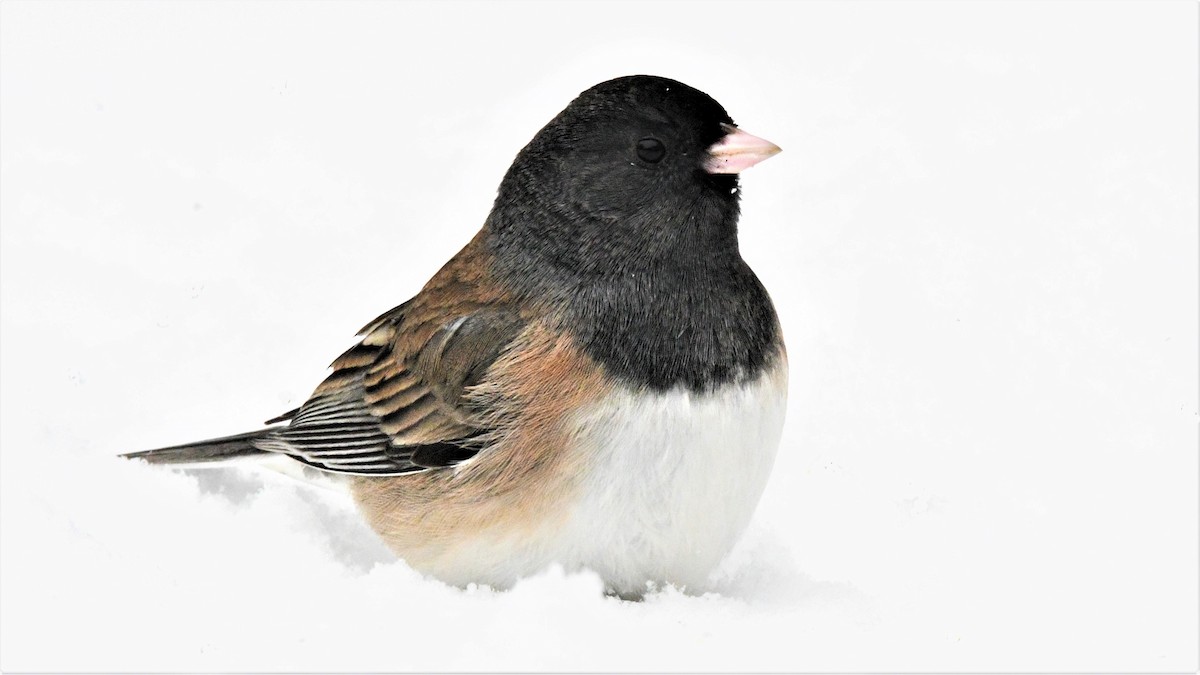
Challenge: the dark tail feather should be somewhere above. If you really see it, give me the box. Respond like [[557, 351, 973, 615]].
[[122, 429, 274, 465]]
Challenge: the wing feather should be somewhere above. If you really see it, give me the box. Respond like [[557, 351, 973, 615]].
[[252, 306, 525, 475]]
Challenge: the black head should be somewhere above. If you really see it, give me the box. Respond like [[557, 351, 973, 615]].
[[487, 75, 751, 284]]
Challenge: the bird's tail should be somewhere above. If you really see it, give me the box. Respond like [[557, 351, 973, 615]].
[[123, 429, 274, 465]]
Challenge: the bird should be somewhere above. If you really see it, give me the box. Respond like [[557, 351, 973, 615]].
[[125, 74, 786, 598]]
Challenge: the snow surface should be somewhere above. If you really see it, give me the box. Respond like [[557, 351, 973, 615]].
[[1, 1, 1197, 671]]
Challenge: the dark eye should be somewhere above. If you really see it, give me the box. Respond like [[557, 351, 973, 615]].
[[636, 138, 666, 163]]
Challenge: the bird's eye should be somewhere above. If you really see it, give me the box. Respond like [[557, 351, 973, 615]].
[[636, 138, 666, 163]]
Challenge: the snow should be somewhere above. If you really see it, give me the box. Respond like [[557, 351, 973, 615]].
[[2, 1, 1196, 671]]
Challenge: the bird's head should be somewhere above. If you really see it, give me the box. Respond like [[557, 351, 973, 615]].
[[488, 75, 780, 282]]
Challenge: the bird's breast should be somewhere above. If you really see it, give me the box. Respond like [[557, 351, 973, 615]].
[[551, 352, 788, 594]]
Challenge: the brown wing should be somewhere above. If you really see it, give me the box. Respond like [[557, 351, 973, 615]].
[[255, 304, 526, 475], [254, 234, 527, 475]]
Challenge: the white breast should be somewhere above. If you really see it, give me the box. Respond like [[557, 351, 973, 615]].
[[550, 357, 789, 595]]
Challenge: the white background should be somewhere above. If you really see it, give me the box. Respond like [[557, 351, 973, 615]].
[[2, 1, 1196, 671]]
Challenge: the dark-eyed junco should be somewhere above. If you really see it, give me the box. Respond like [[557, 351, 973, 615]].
[[126, 75, 785, 597]]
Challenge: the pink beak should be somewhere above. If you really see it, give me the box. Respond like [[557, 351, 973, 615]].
[[704, 123, 782, 174]]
